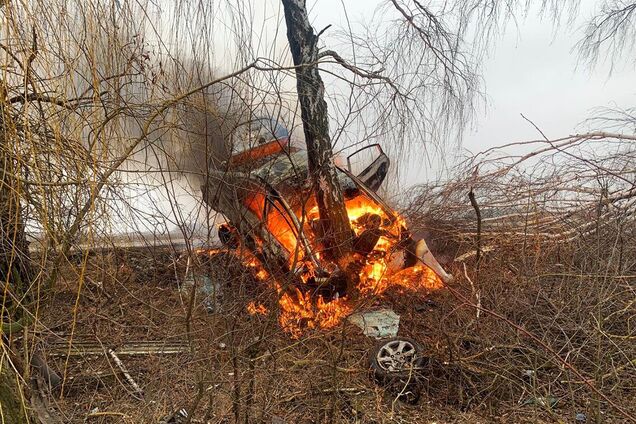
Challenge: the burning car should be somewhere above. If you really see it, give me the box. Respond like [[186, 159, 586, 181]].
[[202, 118, 452, 300], [197, 117, 453, 401], [200, 117, 453, 333]]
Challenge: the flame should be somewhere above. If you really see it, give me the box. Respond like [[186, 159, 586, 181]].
[[266, 205, 303, 264], [245, 256, 270, 280], [270, 194, 442, 337], [359, 260, 389, 294], [247, 301, 268, 315], [206, 193, 443, 338], [194, 247, 270, 281], [278, 288, 352, 338], [193, 247, 224, 256], [390, 265, 443, 291]]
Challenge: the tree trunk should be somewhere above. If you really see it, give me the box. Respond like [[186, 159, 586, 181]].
[[0, 364, 30, 424], [281, 0, 356, 284]]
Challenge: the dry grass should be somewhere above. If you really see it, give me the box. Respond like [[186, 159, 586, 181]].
[[25, 131, 636, 422]]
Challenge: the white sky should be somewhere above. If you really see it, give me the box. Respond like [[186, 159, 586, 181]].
[[312, 0, 635, 186], [462, 5, 635, 149], [178, 0, 636, 181]]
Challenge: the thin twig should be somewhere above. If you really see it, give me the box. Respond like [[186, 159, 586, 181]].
[[444, 281, 636, 422]]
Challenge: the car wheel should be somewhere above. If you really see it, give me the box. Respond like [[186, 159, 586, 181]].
[[218, 223, 239, 248], [368, 337, 427, 404]]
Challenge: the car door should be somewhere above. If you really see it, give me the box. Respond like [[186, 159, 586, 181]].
[[346, 144, 390, 192]]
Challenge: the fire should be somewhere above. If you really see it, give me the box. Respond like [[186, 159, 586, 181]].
[[247, 301, 268, 315], [359, 260, 389, 293], [194, 247, 224, 256], [271, 194, 443, 337], [266, 206, 304, 265], [205, 194, 443, 338], [245, 256, 270, 280], [278, 288, 352, 338]]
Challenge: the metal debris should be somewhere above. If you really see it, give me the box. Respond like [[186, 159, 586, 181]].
[[522, 369, 536, 380], [48, 340, 188, 357], [415, 299, 437, 312], [183, 272, 222, 312], [521, 396, 558, 409], [347, 309, 400, 338], [159, 408, 188, 424]]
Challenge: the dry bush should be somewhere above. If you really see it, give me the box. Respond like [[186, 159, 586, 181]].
[[0, 2, 259, 421], [401, 132, 636, 421]]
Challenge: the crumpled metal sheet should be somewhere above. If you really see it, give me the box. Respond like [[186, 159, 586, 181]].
[[183, 272, 221, 312], [348, 309, 400, 339]]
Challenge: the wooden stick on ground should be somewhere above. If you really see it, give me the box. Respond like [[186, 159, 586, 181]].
[[107, 348, 144, 400]]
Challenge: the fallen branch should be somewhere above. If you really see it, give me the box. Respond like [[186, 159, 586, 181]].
[[107, 348, 144, 400], [49, 341, 188, 357], [86, 411, 128, 419], [454, 246, 495, 262], [463, 264, 481, 319]]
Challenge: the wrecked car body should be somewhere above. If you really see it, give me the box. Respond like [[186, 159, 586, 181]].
[[200, 118, 453, 303]]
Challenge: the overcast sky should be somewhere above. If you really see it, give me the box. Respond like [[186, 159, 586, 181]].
[[169, 0, 636, 184], [462, 4, 634, 148], [303, 0, 635, 186]]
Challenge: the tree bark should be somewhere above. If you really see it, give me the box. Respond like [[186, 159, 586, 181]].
[[281, 0, 355, 276], [0, 364, 30, 424]]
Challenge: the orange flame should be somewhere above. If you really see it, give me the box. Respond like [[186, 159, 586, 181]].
[[206, 194, 443, 337], [278, 288, 352, 338], [247, 301, 268, 315], [271, 194, 442, 337]]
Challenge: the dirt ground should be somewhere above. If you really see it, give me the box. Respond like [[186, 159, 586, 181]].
[[34, 242, 635, 423]]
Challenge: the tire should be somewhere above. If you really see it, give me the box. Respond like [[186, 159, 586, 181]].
[[218, 223, 239, 248], [368, 337, 427, 404]]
